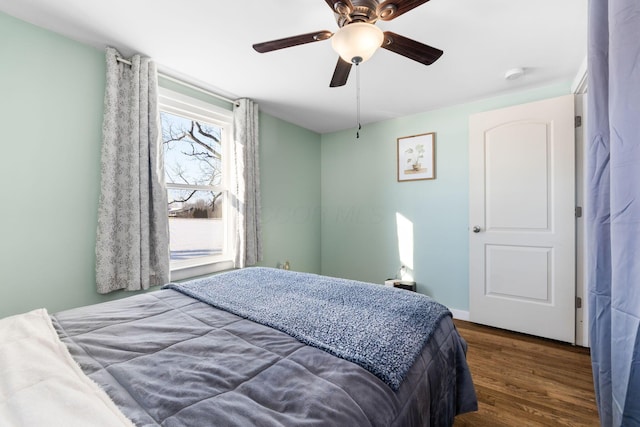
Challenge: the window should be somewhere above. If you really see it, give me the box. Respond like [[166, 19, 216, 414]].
[[158, 88, 233, 278]]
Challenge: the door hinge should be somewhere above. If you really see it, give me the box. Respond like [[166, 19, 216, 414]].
[[576, 297, 583, 309], [575, 116, 582, 128], [575, 206, 583, 218]]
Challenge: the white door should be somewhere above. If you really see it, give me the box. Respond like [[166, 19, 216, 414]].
[[469, 95, 576, 343]]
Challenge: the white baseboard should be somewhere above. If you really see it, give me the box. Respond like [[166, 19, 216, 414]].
[[449, 308, 470, 321]]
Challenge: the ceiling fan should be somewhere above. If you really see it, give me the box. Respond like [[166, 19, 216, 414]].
[[252, 0, 443, 88]]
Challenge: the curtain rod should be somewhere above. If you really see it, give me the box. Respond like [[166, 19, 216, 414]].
[[116, 56, 239, 106]]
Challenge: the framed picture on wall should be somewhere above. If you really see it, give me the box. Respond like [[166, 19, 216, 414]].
[[397, 132, 436, 182]]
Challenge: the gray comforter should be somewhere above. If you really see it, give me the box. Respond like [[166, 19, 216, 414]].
[[164, 267, 452, 391], [52, 287, 476, 426]]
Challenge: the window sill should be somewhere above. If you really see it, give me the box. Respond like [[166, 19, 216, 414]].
[[170, 258, 235, 282]]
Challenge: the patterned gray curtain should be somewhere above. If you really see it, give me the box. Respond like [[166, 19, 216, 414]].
[[232, 99, 262, 268], [95, 47, 169, 293]]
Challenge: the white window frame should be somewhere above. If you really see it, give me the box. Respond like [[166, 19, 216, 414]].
[[158, 87, 234, 280]]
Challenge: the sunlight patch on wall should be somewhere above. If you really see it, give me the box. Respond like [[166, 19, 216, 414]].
[[396, 212, 415, 277]]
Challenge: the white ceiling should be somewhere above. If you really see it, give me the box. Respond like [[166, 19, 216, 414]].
[[0, 0, 587, 134]]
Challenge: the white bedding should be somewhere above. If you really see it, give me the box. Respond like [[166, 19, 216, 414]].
[[0, 309, 135, 427]]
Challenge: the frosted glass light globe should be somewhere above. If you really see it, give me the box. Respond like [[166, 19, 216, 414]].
[[331, 22, 384, 64]]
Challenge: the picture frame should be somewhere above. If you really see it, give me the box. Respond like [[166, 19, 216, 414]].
[[397, 132, 436, 182]]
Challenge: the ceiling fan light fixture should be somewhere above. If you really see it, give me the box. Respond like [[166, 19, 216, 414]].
[[379, 4, 397, 20], [331, 22, 384, 64]]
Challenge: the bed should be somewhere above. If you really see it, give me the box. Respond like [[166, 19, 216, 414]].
[[1, 267, 477, 426]]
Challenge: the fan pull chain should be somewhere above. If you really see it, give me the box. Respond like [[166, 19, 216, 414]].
[[356, 62, 361, 139]]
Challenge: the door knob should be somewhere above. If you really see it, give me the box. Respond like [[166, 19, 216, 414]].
[[472, 226, 481, 233]]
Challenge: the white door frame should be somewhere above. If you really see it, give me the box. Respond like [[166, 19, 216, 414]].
[[573, 57, 588, 348]]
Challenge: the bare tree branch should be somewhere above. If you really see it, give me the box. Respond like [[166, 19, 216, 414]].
[[181, 121, 223, 160], [168, 189, 196, 205], [196, 121, 221, 143], [162, 112, 225, 217]]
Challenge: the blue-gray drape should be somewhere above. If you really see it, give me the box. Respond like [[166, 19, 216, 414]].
[[587, 0, 640, 425], [96, 47, 170, 293]]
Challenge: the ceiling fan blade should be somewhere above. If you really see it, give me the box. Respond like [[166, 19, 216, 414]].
[[330, 58, 352, 87], [253, 31, 333, 53], [378, 0, 430, 21], [324, 0, 354, 15], [382, 31, 443, 65]]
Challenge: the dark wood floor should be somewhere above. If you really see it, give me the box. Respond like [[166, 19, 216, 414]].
[[453, 320, 600, 426]]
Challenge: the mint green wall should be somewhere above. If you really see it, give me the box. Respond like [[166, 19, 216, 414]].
[[0, 12, 113, 318], [0, 12, 321, 319], [258, 113, 321, 273], [320, 83, 572, 312]]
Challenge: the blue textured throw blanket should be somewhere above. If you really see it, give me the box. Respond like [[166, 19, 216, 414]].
[[164, 267, 451, 390]]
